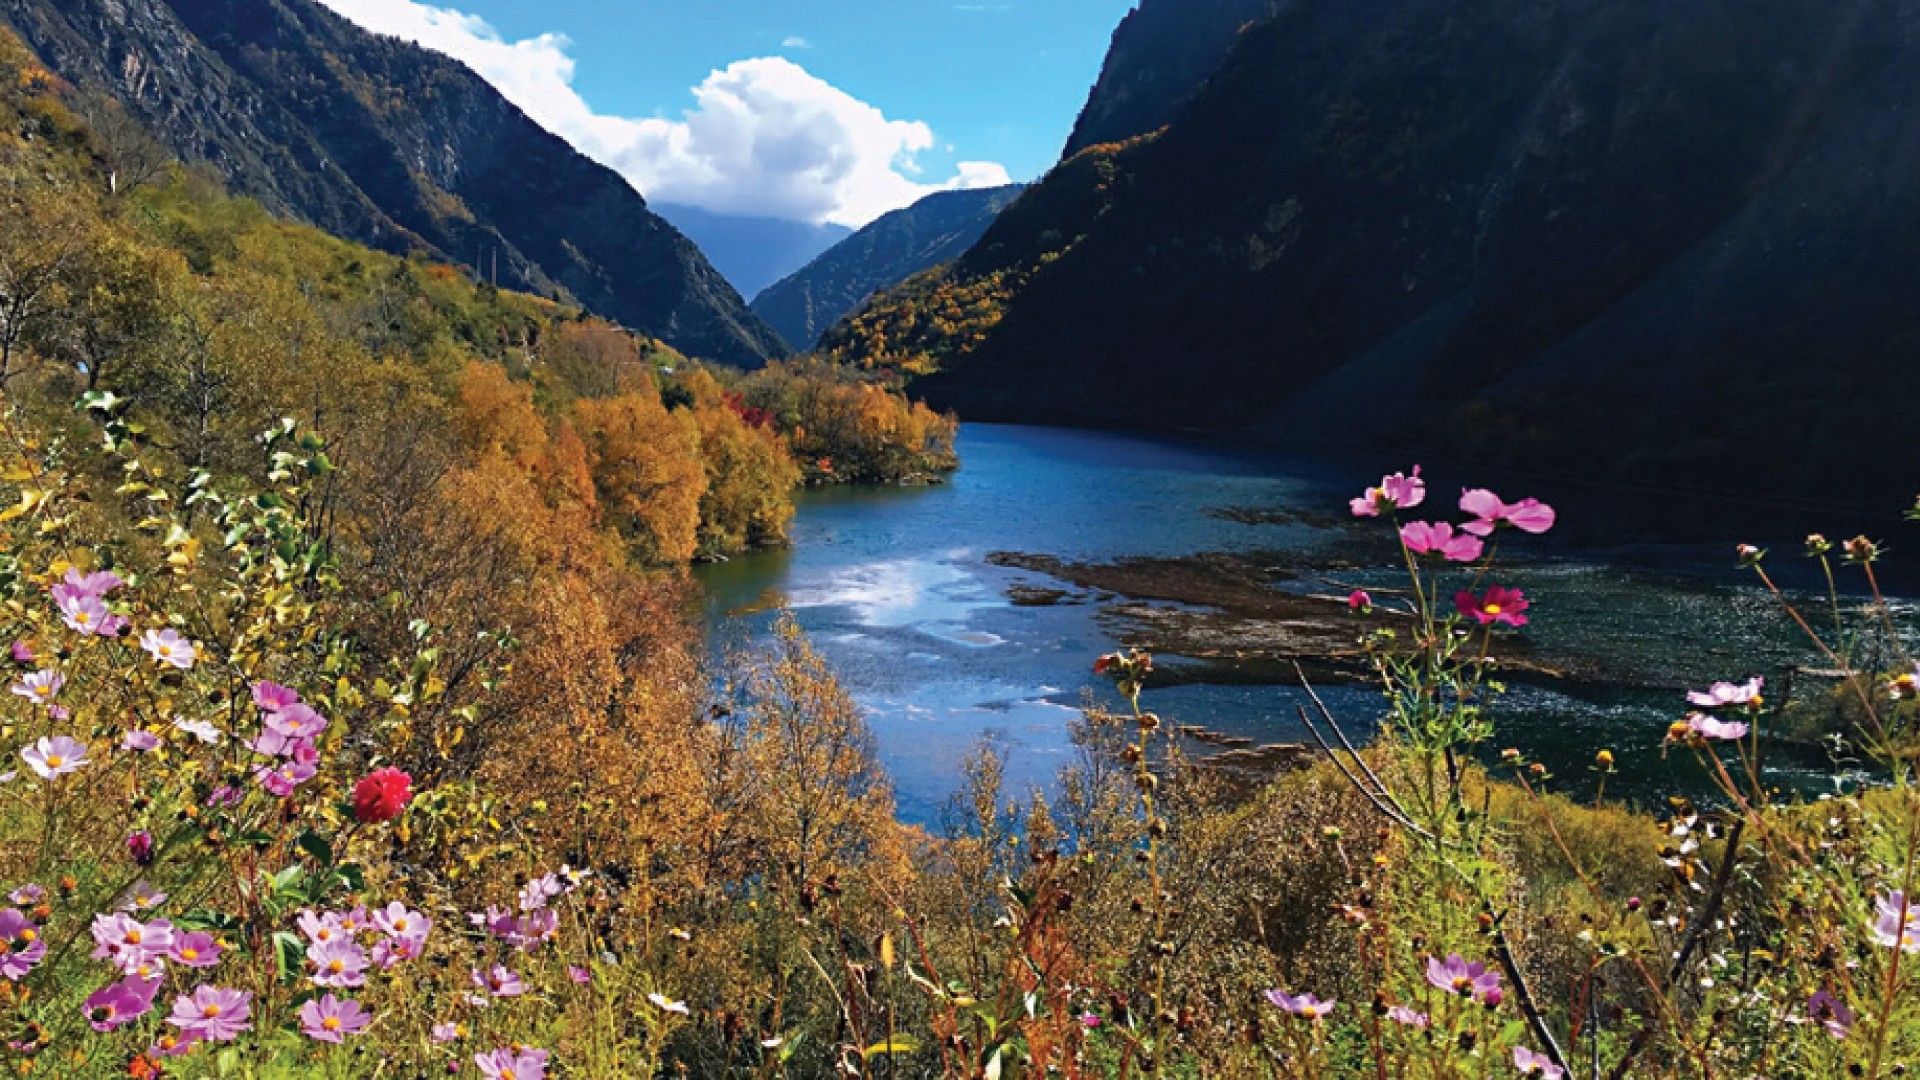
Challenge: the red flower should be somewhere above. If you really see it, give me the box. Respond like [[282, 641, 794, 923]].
[[352, 768, 413, 824]]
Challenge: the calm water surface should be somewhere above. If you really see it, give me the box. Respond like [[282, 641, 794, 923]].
[[697, 424, 1863, 825]]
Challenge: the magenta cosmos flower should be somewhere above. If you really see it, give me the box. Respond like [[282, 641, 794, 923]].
[[299, 994, 372, 1043], [91, 913, 174, 973], [1425, 953, 1501, 1002], [254, 759, 318, 797], [473, 965, 526, 998], [167, 985, 251, 1043], [8, 669, 61, 708], [1348, 590, 1371, 612], [139, 628, 196, 670], [1351, 467, 1425, 517], [1264, 990, 1335, 1020], [85, 976, 160, 1032], [475, 1047, 549, 1080], [0, 909, 44, 980], [1687, 676, 1763, 710], [21, 735, 88, 779], [252, 681, 301, 712], [1400, 521, 1484, 563], [1459, 490, 1556, 537], [1386, 1005, 1429, 1028], [308, 938, 370, 989], [1456, 586, 1530, 627], [1512, 1046, 1564, 1078], [168, 932, 222, 969]]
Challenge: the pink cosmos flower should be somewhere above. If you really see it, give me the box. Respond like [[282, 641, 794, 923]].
[[473, 965, 525, 998], [252, 681, 301, 712], [1873, 891, 1920, 952], [22, 735, 88, 779], [85, 976, 160, 1032], [373, 901, 430, 942], [168, 932, 222, 969], [248, 729, 315, 759], [265, 703, 327, 741], [568, 965, 592, 985], [150, 1032, 200, 1058], [475, 1047, 549, 1080], [1687, 677, 1763, 710], [1351, 467, 1425, 517], [308, 938, 370, 989], [121, 730, 161, 753], [431, 1022, 463, 1044], [337, 906, 371, 936], [8, 642, 30, 664], [1512, 1046, 1564, 1078], [1386, 1005, 1429, 1029], [1681, 714, 1749, 742], [299, 994, 371, 1043], [1459, 490, 1556, 537], [56, 592, 124, 637], [1806, 990, 1854, 1040], [520, 873, 570, 912], [297, 910, 345, 946], [1425, 953, 1501, 1002], [139, 628, 196, 670], [58, 568, 124, 599], [119, 881, 167, 913], [254, 759, 318, 797], [1456, 586, 1530, 627], [1400, 521, 1485, 563], [1263, 990, 1335, 1020], [0, 909, 44, 980], [91, 913, 174, 973], [166, 985, 251, 1042], [9, 669, 61, 707], [372, 935, 425, 969], [7, 886, 41, 907]]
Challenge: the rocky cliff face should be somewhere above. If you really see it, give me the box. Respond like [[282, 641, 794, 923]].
[[753, 185, 1024, 349], [1061, 0, 1279, 158], [838, 0, 1920, 509], [0, 0, 788, 366]]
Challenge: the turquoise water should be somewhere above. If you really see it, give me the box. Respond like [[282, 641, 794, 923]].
[[697, 424, 1864, 825]]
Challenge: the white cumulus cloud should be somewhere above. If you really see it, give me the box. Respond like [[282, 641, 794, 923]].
[[313, 0, 1010, 226]]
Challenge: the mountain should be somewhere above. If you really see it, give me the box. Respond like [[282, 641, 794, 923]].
[[827, 0, 1920, 510], [0, 0, 787, 367], [1062, 0, 1280, 158], [652, 203, 850, 304], [752, 185, 1025, 350]]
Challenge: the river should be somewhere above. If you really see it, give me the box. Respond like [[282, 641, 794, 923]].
[[697, 424, 1861, 825]]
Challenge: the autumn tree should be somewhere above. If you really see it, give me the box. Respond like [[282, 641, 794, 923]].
[[572, 386, 707, 565]]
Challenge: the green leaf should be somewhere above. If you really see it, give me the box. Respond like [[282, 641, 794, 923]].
[[272, 931, 306, 985], [295, 830, 333, 869], [864, 1037, 920, 1058]]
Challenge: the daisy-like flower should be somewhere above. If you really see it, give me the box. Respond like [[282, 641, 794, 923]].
[[1400, 521, 1485, 563], [0, 909, 45, 980], [168, 932, 222, 969], [1512, 1046, 1564, 1078], [57, 568, 124, 599], [91, 913, 174, 973], [430, 1022, 464, 1043], [308, 939, 370, 989], [264, 703, 327, 742], [119, 881, 168, 913], [8, 642, 30, 665], [56, 592, 123, 637], [22, 735, 88, 779], [373, 901, 430, 942], [171, 718, 223, 745], [647, 992, 690, 1016], [1670, 713, 1749, 744], [520, 873, 570, 912], [8, 669, 62, 707], [1873, 891, 1920, 952], [7, 886, 41, 907], [254, 759, 318, 797], [138, 628, 196, 670], [121, 730, 161, 753], [1686, 677, 1764, 710], [1263, 990, 1335, 1020], [372, 934, 425, 969], [568, 966, 592, 985], [166, 985, 251, 1042], [1425, 954, 1501, 1002], [1386, 1005, 1429, 1029], [1456, 586, 1530, 628], [473, 965, 525, 998], [299, 994, 371, 1044], [252, 681, 301, 712], [475, 1047, 549, 1080], [84, 976, 160, 1032], [1459, 490, 1556, 536], [1351, 467, 1425, 517], [297, 910, 345, 946]]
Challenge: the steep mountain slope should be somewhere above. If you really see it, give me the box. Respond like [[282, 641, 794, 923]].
[[834, 0, 1920, 508], [1062, 0, 1280, 158], [0, 0, 788, 366], [653, 203, 850, 303], [753, 185, 1024, 349]]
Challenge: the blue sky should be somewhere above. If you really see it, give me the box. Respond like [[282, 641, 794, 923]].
[[315, 0, 1136, 226]]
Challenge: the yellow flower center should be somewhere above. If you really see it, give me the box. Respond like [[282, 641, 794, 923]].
[[18, 930, 32, 943], [322, 1017, 341, 1032], [44, 756, 62, 769], [502, 1072, 517, 1080], [180, 948, 198, 961], [1484, 603, 1502, 615], [327, 960, 344, 974], [32, 687, 48, 698], [1452, 977, 1470, 992], [201, 1005, 220, 1019], [394, 919, 407, 931], [123, 930, 140, 945], [316, 929, 331, 941], [73, 612, 90, 625]]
